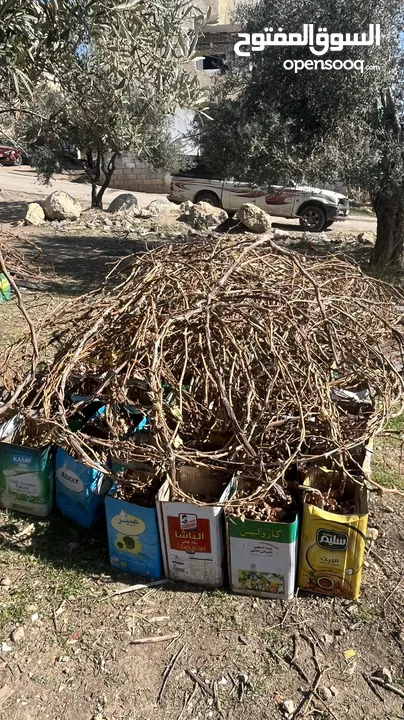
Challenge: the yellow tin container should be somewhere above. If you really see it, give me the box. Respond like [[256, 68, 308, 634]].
[[297, 460, 369, 600]]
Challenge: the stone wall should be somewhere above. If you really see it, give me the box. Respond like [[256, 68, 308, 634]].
[[103, 153, 171, 194]]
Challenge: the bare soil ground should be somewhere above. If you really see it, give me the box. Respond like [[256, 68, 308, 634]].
[[0, 184, 403, 720]]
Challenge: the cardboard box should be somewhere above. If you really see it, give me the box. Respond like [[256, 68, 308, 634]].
[[0, 415, 54, 517], [227, 512, 298, 600], [55, 446, 111, 528], [105, 461, 163, 579], [157, 466, 235, 587], [297, 468, 368, 599]]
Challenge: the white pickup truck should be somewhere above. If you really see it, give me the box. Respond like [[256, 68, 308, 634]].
[[170, 167, 349, 232]]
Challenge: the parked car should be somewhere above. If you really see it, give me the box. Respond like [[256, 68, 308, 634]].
[[170, 166, 349, 232], [0, 144, 23, 166]]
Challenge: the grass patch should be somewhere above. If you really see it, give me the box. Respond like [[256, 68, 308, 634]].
[[0, 509, 109, 633], [385, 415, 404, 433], [203, 588, 237, 629], [372, 421, 404, 490], [355, 602, 380, 625], [265, 629, 290, 669], [372, 465, 404, 490]]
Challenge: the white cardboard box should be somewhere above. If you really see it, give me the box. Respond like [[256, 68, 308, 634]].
[[157, 467, 235, 587]]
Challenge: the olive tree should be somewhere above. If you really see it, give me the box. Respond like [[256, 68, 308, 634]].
[[196, 0, 404, 270], [1, 0, 207, 207]]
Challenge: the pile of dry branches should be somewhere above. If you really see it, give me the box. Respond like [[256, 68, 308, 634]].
[[0, 235, 42, 283], [3, 236, 404, 499]]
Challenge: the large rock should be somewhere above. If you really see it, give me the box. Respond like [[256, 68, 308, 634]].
[[188, 201, 228, 230], [43, 191, 82, 221], [180, 200, 193, 215], [147, 198, 178, 214], [25, 202, 45, 226], [357, 232, 375, 246], [237, 203, 272, 233], [108, 193, 139, 214]]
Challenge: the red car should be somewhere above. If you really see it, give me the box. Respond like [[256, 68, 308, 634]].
[[0, 145, 23, 166]]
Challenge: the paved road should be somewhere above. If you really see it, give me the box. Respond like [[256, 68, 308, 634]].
[[0, 166, 165, 208]]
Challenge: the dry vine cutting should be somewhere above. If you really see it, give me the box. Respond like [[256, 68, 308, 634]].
[[2, 236, 404, 502]]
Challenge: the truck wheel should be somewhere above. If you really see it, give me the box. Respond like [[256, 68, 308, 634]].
[[194, 190, 220, 207], [299, 206, 326, 232]]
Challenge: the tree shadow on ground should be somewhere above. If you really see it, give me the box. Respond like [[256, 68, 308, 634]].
[[16, 231, 137, 295], [0, 201, 28, 222], [3, 508, 209, 594]]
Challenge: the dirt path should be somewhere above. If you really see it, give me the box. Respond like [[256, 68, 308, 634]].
[[0, 166, 377, 234], [0, 166, 166, 211]]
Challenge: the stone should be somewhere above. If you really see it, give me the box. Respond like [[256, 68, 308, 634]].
[[330, 686, 339, 697], [180, 200, 193, 215], [367, 527, 379, 541], [10, 626, 25, 643], [345, 660, 357, 676], [273, 228, 291, 240], [236, 203, 272, 233], [324, 633, 334, 644], [147, 198, 178, 214], [108, 193, 139, 214], [67, 542, 80, 552], [188, 201, 228, 230], [25, 202, 45, 226], [281, 699, 295, 716], [43, 191, 82, 221], [0, 643, 12, 653], [373, 667, 392, 683], [1, 577, 11, 587], [357, 232, 375, 245], [317, 686, 333, 702]]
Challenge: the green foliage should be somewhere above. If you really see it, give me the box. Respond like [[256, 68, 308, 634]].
[[197, 0, 403, 193], [3, 0, 207, 205], [196, 0, 404, 266]]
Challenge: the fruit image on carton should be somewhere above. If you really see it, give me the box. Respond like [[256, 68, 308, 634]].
[[227, 514, 299, 600]]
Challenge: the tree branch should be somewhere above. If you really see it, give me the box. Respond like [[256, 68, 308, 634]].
[[0, 249, 39, 374]]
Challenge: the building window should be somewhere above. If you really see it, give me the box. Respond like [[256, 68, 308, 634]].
[[201, 54, 226, 70]]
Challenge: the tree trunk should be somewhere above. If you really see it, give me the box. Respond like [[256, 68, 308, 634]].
[[94, 146, 101, 184], [93, 150, 118, 209], [370, 193, 404, 271], [86, 148, 93, 169]]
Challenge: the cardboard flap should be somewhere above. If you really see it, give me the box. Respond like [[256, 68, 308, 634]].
[[176, 465, 230, 499]]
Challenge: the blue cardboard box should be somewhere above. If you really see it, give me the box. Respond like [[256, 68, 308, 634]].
[[55, 446, 111, 528], [105, 462, 163, 579]]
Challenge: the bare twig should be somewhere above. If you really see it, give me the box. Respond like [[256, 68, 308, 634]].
[[157, 644, 186, 704], [185, 669, 214, 698], [370, 676, 404, 698], [103, 579, 168, 600], [132, 634, 179, 645]]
